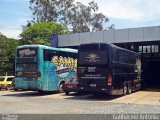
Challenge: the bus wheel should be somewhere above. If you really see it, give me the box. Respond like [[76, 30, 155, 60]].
[[65, 91, 69, 95], [127, 84, 132, 94], [58, 83, 64, 93], [14, 88, 18, 91], [123, 84, 127, 96], [38, 90, 44, 94], [6, 85, 11, 91]]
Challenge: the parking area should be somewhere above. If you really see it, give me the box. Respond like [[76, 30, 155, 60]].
[[111, 90, 160, 105], [1, 90, 160, 104], [0, 90, 160, 114], [36, 90, 160, 105]]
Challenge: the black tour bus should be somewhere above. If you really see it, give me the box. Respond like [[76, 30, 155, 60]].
[[78, 43, 142, 95]]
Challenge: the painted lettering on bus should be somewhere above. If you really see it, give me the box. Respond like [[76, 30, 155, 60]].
[[52, 56, 77, 71], [19, 49, 36, 57]]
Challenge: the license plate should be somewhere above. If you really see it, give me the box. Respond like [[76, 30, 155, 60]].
[[90, 84, 96, 87], [67, 86, 73, 88]]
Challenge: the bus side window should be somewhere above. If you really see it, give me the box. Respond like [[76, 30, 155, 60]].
[[44, 49, 58, 61], [59, 51, 77, 70]]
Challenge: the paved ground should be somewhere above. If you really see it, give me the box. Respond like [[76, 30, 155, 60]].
[[0, 90, 160, 114], [111, 90, 160, 105], [40, 90, 160, 105]]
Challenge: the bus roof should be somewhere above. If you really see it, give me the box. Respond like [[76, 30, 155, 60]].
[[17, 45, 78, 53], [79, 43, 139, 55], [109, 43, 140, 55]]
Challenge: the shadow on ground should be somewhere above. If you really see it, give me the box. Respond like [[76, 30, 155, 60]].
[[2, 90, 58, 97], [63, 92, 122, 101], [145, 88, 160, 92], [1, 90, 122, 101]]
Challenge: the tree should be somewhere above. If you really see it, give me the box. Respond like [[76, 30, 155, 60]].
[[2, 39, 19, 75], [20, 22, 68, 45], [29, 0, 74, 22], [29, 0, 112, 33], [61, 1, 109, 33], [0, 33, 19, 75], [0, 32, 7, 58]]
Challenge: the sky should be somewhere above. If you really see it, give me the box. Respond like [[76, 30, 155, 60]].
[[0, 0, 160, 39]]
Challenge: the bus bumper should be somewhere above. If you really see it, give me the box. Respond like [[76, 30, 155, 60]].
[[79, 86, 123, 95], [79, 86, 111, 94]]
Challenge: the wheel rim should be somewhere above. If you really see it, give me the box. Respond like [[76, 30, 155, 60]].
[[128, 86, 132, 94], [123, 85, 127, 95], [6, 85, 11, 90], [59, 84, 64, 93]]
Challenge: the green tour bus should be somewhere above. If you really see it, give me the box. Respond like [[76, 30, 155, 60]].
[[15, 45, 77, 92]]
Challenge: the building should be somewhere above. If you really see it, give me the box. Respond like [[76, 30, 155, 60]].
[[52, 26, 160, 89]]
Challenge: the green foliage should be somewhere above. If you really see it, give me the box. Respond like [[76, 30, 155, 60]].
[[0, 33, 7, 58], [0, 33, 19, 75], [5, 38, 19, 59], [20, 22, 68, 45]]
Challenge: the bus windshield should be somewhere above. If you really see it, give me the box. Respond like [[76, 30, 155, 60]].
[[78, 44, 109, 75], [17, 47, 38, 58], [16, 63, 38, 71], [79, 51, 108, 65]]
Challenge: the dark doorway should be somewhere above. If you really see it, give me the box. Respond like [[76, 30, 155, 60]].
[[142, 54, 160, 89]]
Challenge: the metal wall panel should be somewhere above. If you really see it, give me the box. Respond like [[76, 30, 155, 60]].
[[58, 26, 160, 47], [128, 28, 144, 42], [92, 31, 104, 43], [79, 32, 92, 44], [58, 35, 69, 47], [115, 29, 129, 43], [143, 26, 160, 41], [103, 29, 115, 43], [69, 34, 80, 46]]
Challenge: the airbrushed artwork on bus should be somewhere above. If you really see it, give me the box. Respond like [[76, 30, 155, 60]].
[[46, 55, 77, 90], [47, 55, 77, 78]]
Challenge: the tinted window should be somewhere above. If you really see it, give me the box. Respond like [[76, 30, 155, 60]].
[[58, 51, 77, 70], [16, 63, 38, 71], [17, 47, 38, 57], [79, 51, 108, 65], [44, 50, 77, 61], [113, 49, 132, 63], [7, 78, 13, 81], [79, 44, 107, 52], [44, 49, 58, 61], [0, 78, 5, 81], [59, 51, 77, 59]]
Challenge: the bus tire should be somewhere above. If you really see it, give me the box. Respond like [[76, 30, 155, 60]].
[[65, 91, 69, 95], [127, 83, 132, 94], [38, 90, 43, 93], [14, 88, 18, 91], [58, 83, 64, 93], [123, 84, 127, 96], [6, 85, 11, 91]]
